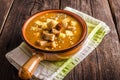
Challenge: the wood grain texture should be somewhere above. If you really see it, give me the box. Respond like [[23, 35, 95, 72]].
[[90, 0, 120, 80], [108, 0, 120, 41], [0, 0, 14, 34], [31, 0, 59, 15], [0, 0, 35, 80], [60, 0, 77, 9]]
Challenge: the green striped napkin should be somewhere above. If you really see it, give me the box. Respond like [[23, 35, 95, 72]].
[[6, 7, 110, 80]]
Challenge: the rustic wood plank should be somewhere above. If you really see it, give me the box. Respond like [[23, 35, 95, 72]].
[[0, 0, 14, 34], [31, 0, 59, 15], [0, 0, 35, 80], [60, 0, 77, 9], [0, 0, 35, 51], [0, 0, 60, 80], [90, 0, 120, 80], [108, 0, 120, 41]]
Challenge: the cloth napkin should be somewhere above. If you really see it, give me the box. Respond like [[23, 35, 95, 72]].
[[6, 7, 110, 80]]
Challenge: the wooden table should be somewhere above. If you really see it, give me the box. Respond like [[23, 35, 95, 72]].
[[0, 0, 120, 80]]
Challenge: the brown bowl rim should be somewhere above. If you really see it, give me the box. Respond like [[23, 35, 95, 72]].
[[22, 9, 87, 53]]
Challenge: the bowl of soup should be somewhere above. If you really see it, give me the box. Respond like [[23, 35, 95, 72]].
[[19, 10, 87, 79]]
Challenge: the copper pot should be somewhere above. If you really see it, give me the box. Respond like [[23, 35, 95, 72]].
[[19, 10, 87, 79]]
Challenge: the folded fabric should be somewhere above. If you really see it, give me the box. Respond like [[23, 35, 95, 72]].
[[6, 7, 110, 80]]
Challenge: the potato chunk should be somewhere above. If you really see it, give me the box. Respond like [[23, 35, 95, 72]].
[[51, 41, 57, 48], [65, 30, 74, 36], [42, 22, 48, 29], [59, 33, 66, 38], [70, 21, 77, 26], [35, 21, 42, 26]]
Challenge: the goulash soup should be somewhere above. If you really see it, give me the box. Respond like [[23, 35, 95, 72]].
[[25, 13, 83, 50]]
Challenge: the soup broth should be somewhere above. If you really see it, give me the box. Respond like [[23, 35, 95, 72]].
[[25, 12, 83, 50]]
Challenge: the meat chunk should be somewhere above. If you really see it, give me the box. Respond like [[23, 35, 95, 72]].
[[42, 31, 55, 41], [43, 41, 57, 49], [62, 18, 70, 28], [47, 19, 58, 29], [52, 29, 60, 34], [39, 40, 47, 46], [55, 23, 62, 31], [52, 23, 63, 34], [35, 40, 47, 46]]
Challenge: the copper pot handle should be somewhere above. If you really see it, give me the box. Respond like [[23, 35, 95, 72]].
[[18, 54, 43, 79]]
